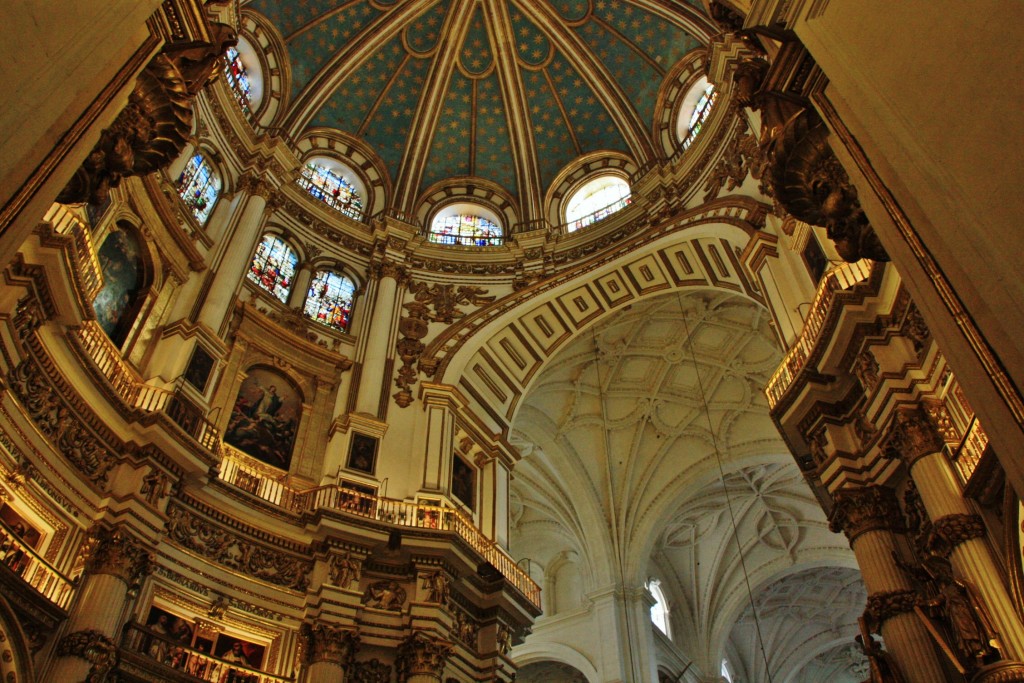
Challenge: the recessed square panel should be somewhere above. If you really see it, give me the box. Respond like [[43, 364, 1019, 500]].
[[595, 270, 635, 308], [520, 303, 571, 355], [623, 254, 670, 294], [659, 242, 709, 286], [486, 324, 541, 385], [556, 284, 604, 328]]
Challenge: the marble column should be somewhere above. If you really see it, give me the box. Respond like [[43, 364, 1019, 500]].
[[288, 263, 315, 310], [167, 139, 197, 181], [396, 630, 453, 683], [301, 622, 357, 683], [50, 526, 153, 682], [830, 486, 951, 683], [884, 406, 1024, 661], [354, 260, 405, 416], [197, 175, 276, 334]]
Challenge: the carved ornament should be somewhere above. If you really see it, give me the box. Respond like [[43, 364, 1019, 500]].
[[864, 590, 919, 632], [165, 503, 312, 590], [56, 629, 118, 682], [301, 622, 358, 666], [57, 25, 237, 205], [328, 552, 362, 589], [452, 608, 479, 649], [350, 658, 392, 683], [408, 282, 496, 325], [84, 526, 153, 588], [396, 631, 454, 679], [393, 301, 430, 408], [829, 486, 903, 542], [703, 120, 765, 202], [929, 514, 986, 557], [360, 580, 406, 611], [853, 349, 880, 392], [881, 407, 945, 466], [421, 570, 451, 605]]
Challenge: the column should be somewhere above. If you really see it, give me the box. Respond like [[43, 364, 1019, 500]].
[[396, 631, 454, 683], [354, 260, 404, 416], [50, 525, 152, 682], [301, 622, 357, 683], [585, 584, 660, 683], [829, 486, 951, 683], [288, 263, 315, 309], [884, 407, 1024, 662], [197, 175, 276, 334], [167, 139, 197, 181]]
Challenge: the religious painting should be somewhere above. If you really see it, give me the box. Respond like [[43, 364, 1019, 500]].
[[224, 367, 301, 471], [183, 344, 216, 392], [451, 456, 475, 511], [346, 433, 378, 474], [92, 225, 145, 345], [86, 195, 111, 227], [0, 503, 41, 549], [214, 636, 265, 670]]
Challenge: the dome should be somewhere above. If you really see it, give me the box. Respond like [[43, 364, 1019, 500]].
[[247, 0, 713, 224]]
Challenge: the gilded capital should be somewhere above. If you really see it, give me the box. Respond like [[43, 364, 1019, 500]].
[[84, 526, 153, 587], [881, 407, 946, 466], [396, 631, 454, 680], [371, 259, 409, 283], [829, 485, 903, 542], [301, 622, 359, 667]]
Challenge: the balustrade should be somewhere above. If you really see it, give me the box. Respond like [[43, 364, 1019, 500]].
[[0, 518, 74, 609]]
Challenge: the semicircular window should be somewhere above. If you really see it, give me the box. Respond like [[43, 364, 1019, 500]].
[[223, 36, 264, 116], [429, 205, 503, 247], [678, 78, 717, 151], [297, 160, 365, 221], [247, 234, 297, 303], [303, 270, 356, 333], [565, 175, 631, 232], [176, 153, 220, 225]]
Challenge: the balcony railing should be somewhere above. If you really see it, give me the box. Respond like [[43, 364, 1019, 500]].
[[121, 622, 293, 683], [766, 259, 875, 409], [71, 321, 221, 452], [218, 451, 541, 608], [564, 195, 632, 233], [0, 519, 74, 610], [44, 203, 104, 302]]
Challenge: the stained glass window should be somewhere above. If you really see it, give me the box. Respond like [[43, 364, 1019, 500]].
[[565, 176, 631, 232], [681, 84, 717, 151], [176, 154, 220, 225], [429, 213, 503, 246], [297, 163, 365, 221], [247, 235, 297, 303], [223, 46, 252, 116], [303, 270, 356, 333]]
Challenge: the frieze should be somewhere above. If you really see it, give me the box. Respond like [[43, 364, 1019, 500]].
[[0, 414, 80, 518], [328, 551, 362, 590], [360, 580, 406, 611], [165, 501, 312, 591], [703, 118, 764, 202]]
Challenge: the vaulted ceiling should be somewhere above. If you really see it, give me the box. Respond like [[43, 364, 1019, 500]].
[[245, 0, 713, 217]]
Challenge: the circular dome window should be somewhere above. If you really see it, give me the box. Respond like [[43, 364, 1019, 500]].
[[564, 175, 631, 232], [428, 203, 504, 247]]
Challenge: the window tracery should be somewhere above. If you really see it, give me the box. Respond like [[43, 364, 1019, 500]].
[[175, 153, 220, 225], [247, 235, 298, 303], [303, 270, 356, 333]]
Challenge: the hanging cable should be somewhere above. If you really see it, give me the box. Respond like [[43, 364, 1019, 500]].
[[677, 293, 775, 683]]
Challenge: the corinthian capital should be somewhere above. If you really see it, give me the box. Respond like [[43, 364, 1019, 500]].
[[84, 525, 153, 588], [396, 631, 454, 679], [301, 622, 358, 666], [881, 407, 946, 467], [829, 485, 903, 542]]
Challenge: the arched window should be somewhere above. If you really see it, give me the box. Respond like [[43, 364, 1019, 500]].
[[222, 37, 264, 116], [176, 153, 220, 225], [648, 578, 670, 637], [247, 234, 298, 303], [721, 660, 734, 683], [297, 160, 365, 221], [93, 224, 147, 347], [565, 175, 631, 232], [303, 270, 356, 333], [429, 204, 503, 246], [677, 78, 717, 151]]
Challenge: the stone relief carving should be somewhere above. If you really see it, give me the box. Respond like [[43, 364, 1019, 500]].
[[396, 631, 454, 680], [350, 658, 392, 683], [56, 629, 118, 683], [703, 121, 765, 202], [421, 570, 451, 605], [452, 608, 479, 649], [301, 622, 358, 666], [8, 359, 116, 486], [360, 580, 406, 611], [329, 551, 362, 589], [165, 503, 312, 590], [408, 282, 496, 325]]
